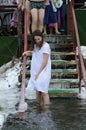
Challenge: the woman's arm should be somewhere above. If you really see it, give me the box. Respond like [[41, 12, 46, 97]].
[[17, 0, 22, 9], [22, 50, 32, 57], [17, 0, 26, 10], [35, 53, 49, 80]]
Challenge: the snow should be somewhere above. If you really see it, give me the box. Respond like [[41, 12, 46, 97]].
[[0, 60, 21, 129], [78, 87, 86, 99], [0, 114, 5, 129], [76, 46, 86, 59]]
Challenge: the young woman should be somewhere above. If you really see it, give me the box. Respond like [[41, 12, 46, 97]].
[[23, 30, 51, 109]]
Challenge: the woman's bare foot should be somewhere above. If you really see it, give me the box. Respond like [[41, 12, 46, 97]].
[[44, 1, 50, 6], [27, 30, 30, 36], [43, 31, 47, 35], [55, 31, 61, 35]]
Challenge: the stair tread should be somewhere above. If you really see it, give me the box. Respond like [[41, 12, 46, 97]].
[[51, 69, 77, 73], [27, 60, 76, 64], [26, 69, 78, 74], [50, 78, 79, 83], [43, 34, 72, 40], [49, 93, 77, 97], [51, 52, 75, 55], [52, 68, 77, 71], [52, 60, 76, 64], [29, 34, 72, 41], [43, 34, 72, 37], [48, 89, 78, 94], [50, 43, 73, 46]]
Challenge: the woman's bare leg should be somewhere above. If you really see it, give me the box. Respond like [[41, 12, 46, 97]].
[[31, 9, 38, 32], [44, 0, 50, 5], [36, 91, 42, 105], [43, 25, 47, 34], [49, 27, 53, 34], [38, 9, 45, 32], [54, 23, 61, 34], [26, 0, 30, 35], [42, 93, 50, 110]]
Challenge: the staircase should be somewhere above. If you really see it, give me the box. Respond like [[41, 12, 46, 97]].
[[25, 34, 79, 98], [44, 34, 79, 97]]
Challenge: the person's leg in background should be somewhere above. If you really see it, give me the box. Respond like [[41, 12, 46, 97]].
[[31, 8, 38, 32], [60, 3, 66, 34], [26, 0, 31, 35], [38, 8, 45, 32]]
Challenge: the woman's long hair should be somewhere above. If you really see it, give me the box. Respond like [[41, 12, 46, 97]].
[[31, 30, 44, 50]]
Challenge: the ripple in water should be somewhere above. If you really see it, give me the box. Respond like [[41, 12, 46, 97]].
[[2, 100, 57, 130], [2, 99, 86, 130]]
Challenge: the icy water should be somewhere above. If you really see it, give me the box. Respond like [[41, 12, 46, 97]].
[[2, 98, 86, 130]]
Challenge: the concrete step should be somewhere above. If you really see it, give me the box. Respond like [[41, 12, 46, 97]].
[[52, 69, 77, 74], [48, 89, 78, 98], [50, 44, 73, 52], [51, 60, 76, 65], [51, 69, 78, 79], [25, 69, 78, 76], [28, 34, 72, 42], [49, 88, 79, 94], [49, 81, 79, 98], [25, 60, 77, 70], [25, 69, 78, 79], [43, 34, 72, 44], [50, 78, 79, 84], [51, 51, 75, 56], [49, 42, 73, 46], [51, 52, 75, 60], [26, 59, 77, 65], [28, 34, 73, 48]]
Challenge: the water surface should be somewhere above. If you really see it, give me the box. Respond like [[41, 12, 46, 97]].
[[2, 98, 86, 130]]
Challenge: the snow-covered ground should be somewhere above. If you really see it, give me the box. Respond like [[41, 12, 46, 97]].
[[0, 59, 36, 129], [0, 60, 21, 129], [0, 46, 86, 129]]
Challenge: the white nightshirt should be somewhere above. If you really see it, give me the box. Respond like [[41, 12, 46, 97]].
[[27, 42, 51, 93]]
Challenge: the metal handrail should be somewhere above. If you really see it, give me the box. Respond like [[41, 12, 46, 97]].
[[18, 5, 28, 117], [69, 1, 86, 91]]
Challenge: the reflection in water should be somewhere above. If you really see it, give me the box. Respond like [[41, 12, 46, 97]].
[[2, 99, 86, 130]]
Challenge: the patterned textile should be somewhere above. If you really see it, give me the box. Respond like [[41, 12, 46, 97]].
[[30, 1, 45, 10]]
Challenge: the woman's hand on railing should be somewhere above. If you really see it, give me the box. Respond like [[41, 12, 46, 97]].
[[22, 51, 32, 57]]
